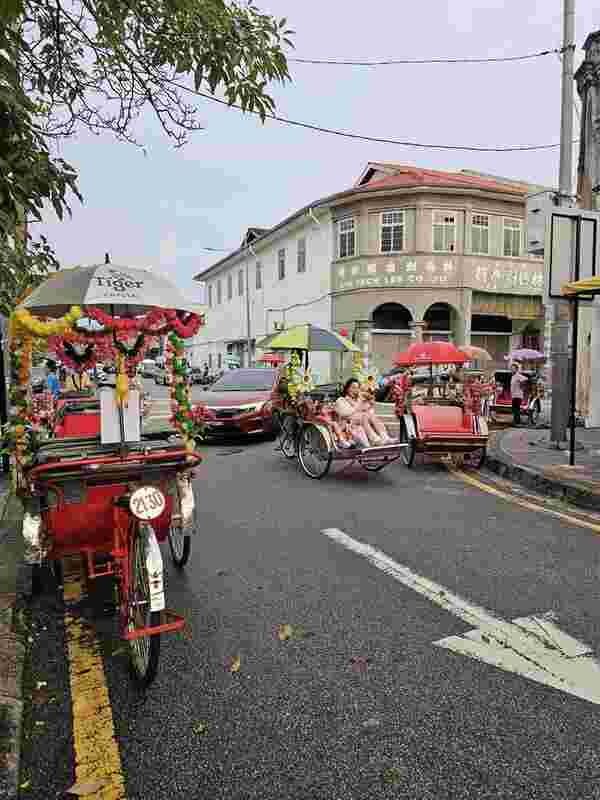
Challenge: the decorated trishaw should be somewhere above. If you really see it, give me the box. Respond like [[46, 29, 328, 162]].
[[257, 324, 406, 479], [489, 349, 545, 425], [4, 263, 213, 687], [392, 342, 490, 469]]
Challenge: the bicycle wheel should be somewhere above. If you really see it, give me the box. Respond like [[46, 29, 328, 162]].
[[298, 424, 332, 479], [128, 526, 161, 688], [279, 416, 298, 459], [168, 524, 191, 568], [464, 447, 486, 470], [400, 424, 416, 468]]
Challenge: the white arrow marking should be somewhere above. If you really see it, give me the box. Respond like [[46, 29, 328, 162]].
[[322, 527, 600, 705]]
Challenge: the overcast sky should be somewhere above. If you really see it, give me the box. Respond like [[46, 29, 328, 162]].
[[38, 0, 599, 299]]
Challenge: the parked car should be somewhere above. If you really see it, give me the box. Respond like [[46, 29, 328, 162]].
[[154, 366, 172, 386], [139, 358, 156, 378], [201, 368, 278, 437], [31, 366, 46, 394]]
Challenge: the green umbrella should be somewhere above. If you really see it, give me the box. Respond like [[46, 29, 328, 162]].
[[256, 324, 360, 353]]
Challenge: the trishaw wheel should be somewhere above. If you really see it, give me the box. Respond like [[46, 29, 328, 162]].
[[400, 426, 416, 468], [128, 528, 161, 688], [464, 447, 486, 470], [168, 524, 191, 568], [279, 416, 297, 459], [298, 424, 332, 479]]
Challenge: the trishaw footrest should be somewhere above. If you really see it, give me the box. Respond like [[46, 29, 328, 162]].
[[124, 609, 185, 640]]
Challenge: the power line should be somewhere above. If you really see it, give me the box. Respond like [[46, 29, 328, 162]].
[[177, 82, 568, 152], [288, 46, 564, 67]]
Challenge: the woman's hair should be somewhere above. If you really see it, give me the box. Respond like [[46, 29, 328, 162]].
[[342, 377, 359, 396]]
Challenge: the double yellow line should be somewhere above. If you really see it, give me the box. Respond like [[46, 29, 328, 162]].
[[452, 468, 600, 534]]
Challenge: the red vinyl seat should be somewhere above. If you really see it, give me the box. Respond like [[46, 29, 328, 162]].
[[55, 412, 101, 438], [414, 406, 471, 433]]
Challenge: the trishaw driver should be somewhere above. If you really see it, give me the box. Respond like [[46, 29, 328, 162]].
[[510, 363, 528, 426]]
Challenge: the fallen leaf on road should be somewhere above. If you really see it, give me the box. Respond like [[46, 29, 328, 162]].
[[19, 780, 31, 790], [350, 656, 371, 673], [35, 681, 47, 690], [34, 721, 45, 727], [382, 766, 403, 785], [66, 778, 110, 795], [192, 722, 208, 735], [226, 655, 241, 673], [278, 624, 293, 641]]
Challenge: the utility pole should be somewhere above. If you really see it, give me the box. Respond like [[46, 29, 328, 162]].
[[549, 0, 576, 445], [245, 257, 252, 367]]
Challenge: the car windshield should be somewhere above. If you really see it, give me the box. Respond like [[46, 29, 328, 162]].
[[210, 369, 276, 392]]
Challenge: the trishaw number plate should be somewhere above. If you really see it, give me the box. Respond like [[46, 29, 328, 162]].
[[130, 486, 166, 520]]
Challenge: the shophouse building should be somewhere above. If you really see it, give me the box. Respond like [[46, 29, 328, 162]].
[[194, 163, 546, 381]]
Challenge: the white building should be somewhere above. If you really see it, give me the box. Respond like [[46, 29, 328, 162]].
[[194, 215, 335, 383], [195, 162, 548, 382]]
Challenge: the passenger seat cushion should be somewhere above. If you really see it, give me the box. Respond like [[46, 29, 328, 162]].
[[414, 406, 471, 433]]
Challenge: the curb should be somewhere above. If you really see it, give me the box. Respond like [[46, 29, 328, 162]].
[[0, 492, 27, 800], [486, 432, 600, 511]]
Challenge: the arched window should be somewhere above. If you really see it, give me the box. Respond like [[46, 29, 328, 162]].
[[372, 303, 412, 330]]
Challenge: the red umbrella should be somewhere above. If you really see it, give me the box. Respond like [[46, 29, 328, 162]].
[[257, 352, 286, 365], [394, 341, 468, 366]]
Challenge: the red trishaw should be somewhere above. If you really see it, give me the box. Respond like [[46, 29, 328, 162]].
[[7, 264, 208, 686], [257, 325, 407, 479], [392, 342, 490, 469]]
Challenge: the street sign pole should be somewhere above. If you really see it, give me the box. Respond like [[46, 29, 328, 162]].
[[550, 0, 576, 446]]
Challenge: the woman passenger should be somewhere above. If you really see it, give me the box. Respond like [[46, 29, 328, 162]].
[[335, 378, 394, 447]]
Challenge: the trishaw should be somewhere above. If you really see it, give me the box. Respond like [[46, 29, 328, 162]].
[[392, 342, 490, 469], [6, 264, 210, 687], [490, 369, 542, 425], [257, 324, 407, 479]]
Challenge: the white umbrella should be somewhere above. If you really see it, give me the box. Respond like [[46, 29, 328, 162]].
[[20, 264, 197, 318]]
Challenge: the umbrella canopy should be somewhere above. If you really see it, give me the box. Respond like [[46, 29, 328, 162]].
[[256, 324, 361, 353], [562, 276, 600, 296], [20, 264, 198, 318], [505, 348, 545, 362], [394, 341, 468, 366], [458, 345, 492, 362], [257, 352, 286, 365]]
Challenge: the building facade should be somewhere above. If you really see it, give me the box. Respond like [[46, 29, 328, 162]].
[[195, 163, 547, 381]]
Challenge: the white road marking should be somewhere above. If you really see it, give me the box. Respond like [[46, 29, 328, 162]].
[[321, 527, 600, 705]]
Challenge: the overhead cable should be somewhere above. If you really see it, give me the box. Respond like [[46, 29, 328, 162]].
[[177, 83, 568, 152], [288, 46, 565, 66]]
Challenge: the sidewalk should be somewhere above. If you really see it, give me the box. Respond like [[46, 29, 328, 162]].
[[487, 427, 600, 510], [0, 474, 26, 800]]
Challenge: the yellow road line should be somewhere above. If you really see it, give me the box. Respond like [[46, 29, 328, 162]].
[[451, 469, 600, 535], [64, 564, 127, 800]]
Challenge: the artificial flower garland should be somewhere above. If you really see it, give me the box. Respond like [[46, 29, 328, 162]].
[[166, 333, 213, 452], [6, 304, 205, 465]]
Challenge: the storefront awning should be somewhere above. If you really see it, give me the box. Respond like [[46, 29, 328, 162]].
[[562, 276, 600, 296], [471, 293, 542, 319]]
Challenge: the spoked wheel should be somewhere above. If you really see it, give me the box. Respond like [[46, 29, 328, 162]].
[[168, 524, 191, 568], [128, 527, 161, 688], [400, 425, 416, 468], [279, 416, 298, 460], [298, 424, 332, 479], [463, 447, 486, 470], [528, 403, 541, 427]]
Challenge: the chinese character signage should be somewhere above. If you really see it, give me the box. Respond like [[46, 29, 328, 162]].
[[333, 255, 543, 295]]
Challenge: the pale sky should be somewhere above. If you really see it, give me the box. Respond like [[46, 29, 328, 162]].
[[38, 0, 598, 299]]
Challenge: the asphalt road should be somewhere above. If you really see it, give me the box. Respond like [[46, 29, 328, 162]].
[[17, 397, 600, 799]]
